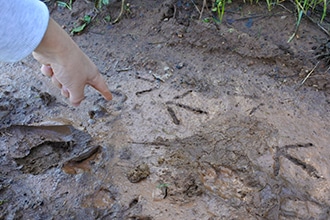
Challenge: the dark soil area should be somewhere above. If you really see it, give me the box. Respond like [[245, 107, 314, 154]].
[[0, 0, 330, 219]]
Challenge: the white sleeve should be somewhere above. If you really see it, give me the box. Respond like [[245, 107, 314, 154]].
[[0, 0, 49, 62]]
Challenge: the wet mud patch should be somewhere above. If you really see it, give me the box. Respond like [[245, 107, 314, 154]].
[[0, 123, 110, 219], [131, 115, 329, 218], [157, 0, 330, 93], [137, 116, 275, 205], [0, 123, 99, 177], [14, 141, 72, 175], [0, 84, 67, 130]]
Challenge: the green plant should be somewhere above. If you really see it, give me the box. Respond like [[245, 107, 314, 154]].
[[288, 0, 328, 42], [95, 0, 110, 9], [212, 0, 275, 22], [157, 183, 169, 189], [71, 15, 92, 35], [212, 0, 230, 22], [57, 0, 110, 11], [57, 0, 73, 10], [211, 0, 328, 41]]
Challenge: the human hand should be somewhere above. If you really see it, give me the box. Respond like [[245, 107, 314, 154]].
[[32, 18, 112, 106]]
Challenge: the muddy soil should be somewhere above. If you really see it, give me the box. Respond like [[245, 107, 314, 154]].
[[1, 0, 330, 219]]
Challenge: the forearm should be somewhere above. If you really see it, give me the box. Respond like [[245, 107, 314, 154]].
[[34, 18, 82, 65]]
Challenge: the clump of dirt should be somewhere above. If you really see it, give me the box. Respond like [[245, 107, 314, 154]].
[[127, 163, 150, 183]]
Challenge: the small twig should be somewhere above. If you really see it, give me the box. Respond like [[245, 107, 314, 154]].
[[190, 0, 206, 20], [316, 22, 330, 37], [172, 3, 177, 19], [128, 141, 170, 146], [116, 67, 132, 72], [296, 61, 319, 90], [277, 3, 294, 13], [190, 0, 201, 15], [199, 0, 207, 20], [112, 0, 125, 24], [234, 12, 289, 21], [303, 12, 330, 37], [113, 60, 131, 72]]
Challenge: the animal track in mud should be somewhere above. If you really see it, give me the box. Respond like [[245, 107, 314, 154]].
[[173, 90, 193, 99], [134, 73, 208, 125], [166, 101, 208, 114], [165, 90, 208, 125], [135, 87, 157, 96], [107, 90, 128, 111], [166, 105, 180, 125], [273, 143, 322, 179]]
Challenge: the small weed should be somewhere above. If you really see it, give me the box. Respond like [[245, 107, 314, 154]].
[[288, 0, 328, 42], [212, 0, 230, 22], [211, 0, 328, 41], [157, 183, 169, 189], [71, 15, 92, 35], [104, 15, 112, 22], [95, 0, 110, 9], [57, 0, 73, 10]]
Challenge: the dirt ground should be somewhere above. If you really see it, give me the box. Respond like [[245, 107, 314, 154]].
[[1, 0, 330, 219]]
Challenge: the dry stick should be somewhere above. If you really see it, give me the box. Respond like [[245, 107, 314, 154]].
[[317, 23, 330, 36], [303, 10, 330, 37], [190, 0, 207, 20], [200, 0, 207, 20], [172, 3, 177, 19], [112, 0, 125, 24], [234, 12, 287, 21], [296, 61, 320, 90], [190, 0, 202, 17]]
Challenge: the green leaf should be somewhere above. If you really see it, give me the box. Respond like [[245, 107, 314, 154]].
[[104, 15, 111, 22], [83, 15, 92, 23], [57, 1, 72, 10], [71, 23, 87, 34], [157, 183, 169, 189], [57, 1, 67, 7], [203, 18, 211, 23], [102, 0, 109, 5]]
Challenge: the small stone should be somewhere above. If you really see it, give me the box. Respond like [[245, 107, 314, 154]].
[[88, 119, 96, 125], [152, 187, 165, 201], [176, 62, 184, 69], [88, 104, 108, 119]]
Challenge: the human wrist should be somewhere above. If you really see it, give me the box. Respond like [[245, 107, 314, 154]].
[[33, 18, 76, 65]]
